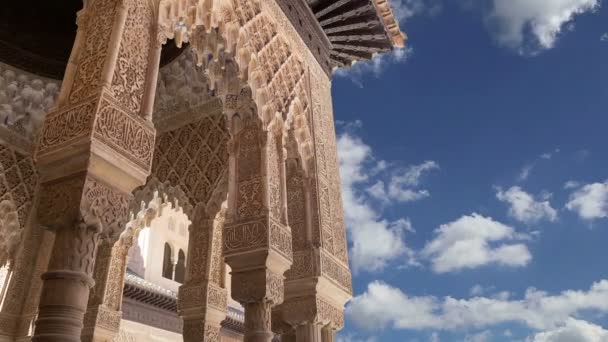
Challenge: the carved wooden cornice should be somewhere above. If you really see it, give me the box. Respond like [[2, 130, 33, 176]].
[[302, 0, 406, 68]]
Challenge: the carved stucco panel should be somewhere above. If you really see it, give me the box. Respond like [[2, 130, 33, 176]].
[[110, 0, 152, 115], [69, 0, 118, 104]]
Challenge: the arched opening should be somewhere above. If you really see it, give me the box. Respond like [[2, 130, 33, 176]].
[[0, 264, 12, 311], [162, 243, 173, 279], [174, 249, 185, 284]]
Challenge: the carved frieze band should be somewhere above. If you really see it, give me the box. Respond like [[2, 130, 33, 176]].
[[320, 251, 352, 293], [37, 99, 97, 155], [231, 269, 284, 306], [37, 94, 155, 170], [93, 96, 155, 169], [224, 218, 292, 260], [281, 296, 344, 329], [224, 220, 267, 255]]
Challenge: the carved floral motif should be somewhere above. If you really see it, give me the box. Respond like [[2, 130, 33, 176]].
[[69, 0, 118, 103], [110, 0, 152, 115]]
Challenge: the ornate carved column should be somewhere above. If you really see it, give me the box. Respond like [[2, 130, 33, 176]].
[[31, 0, 158, 339], [178, 208, 227, 342], [276, 71, 352, 339], [81, 237, 131, 342], [224, 118, 293, 342]]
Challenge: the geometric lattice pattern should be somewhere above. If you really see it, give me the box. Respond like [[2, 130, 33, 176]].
[[0, 145, 37, 227], [151, 112, 230, 208]]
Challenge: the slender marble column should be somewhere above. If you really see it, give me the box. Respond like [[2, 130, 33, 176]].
[[295, 323, 322, 342], [244, 301, 274, 342], [33, 223, 100, 342], [321, 325, 335, 342]]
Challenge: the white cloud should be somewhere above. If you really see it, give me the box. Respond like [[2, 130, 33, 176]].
[[486, 0, 600, 53], [347, 279, 608, 332], [421, 214, 531, 273], [333, 0, 443, 83], [517, 150, 559, 181], [601, 33, 608, 42], [338, 132, 413, 272], [496, 186, 558, 224], [389, 0, 443, 22], [367, 160, 439, 203], [564, 181, 581, 190], [527, 318, 608, 342], [566, 181, 608, 220], [465, 330, 493, 342], [347, 281, 441, 330], [333, 47, 413, 86], [336, 334, 377, 342], [519, 163, 535, 181], [470, 284, 486, 297]]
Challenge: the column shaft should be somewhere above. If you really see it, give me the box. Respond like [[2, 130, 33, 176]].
[[295, 323, 322, 342], [33, 225, 99, 342], [244, 301, 273, 342], [321, 326, 335, 342]]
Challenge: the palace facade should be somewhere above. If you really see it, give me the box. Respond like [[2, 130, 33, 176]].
[[0, 0, 404, 341]]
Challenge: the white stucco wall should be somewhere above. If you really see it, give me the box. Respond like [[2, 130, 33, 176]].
[[138, 207, 190, 293]]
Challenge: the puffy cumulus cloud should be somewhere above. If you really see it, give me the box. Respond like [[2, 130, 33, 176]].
[[566, 181, 608, 220], [421, 214, 532, 273], [496, 186, 558, 224], [346, 281, 440, 330], [602, 33, 608, 42], [527, 318, 608, 342], [347, 279, 608, 332], [485, 0, 600, 53], [337, 132, 414, 272]]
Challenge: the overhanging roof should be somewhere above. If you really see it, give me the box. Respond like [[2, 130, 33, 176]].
[[306, 0, 406, 67]]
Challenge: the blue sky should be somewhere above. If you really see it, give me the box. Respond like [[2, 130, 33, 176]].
[[331, 1, 608, 341]]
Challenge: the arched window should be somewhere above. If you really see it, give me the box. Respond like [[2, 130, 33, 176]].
[[162, 243, 173, 279], [174, 249, 186, 284], [0, 265, 12, 311]]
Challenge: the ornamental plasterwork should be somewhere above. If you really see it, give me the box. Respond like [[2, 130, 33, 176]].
[[0, 62, 60, 141], [153, 50, 214, 123]]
